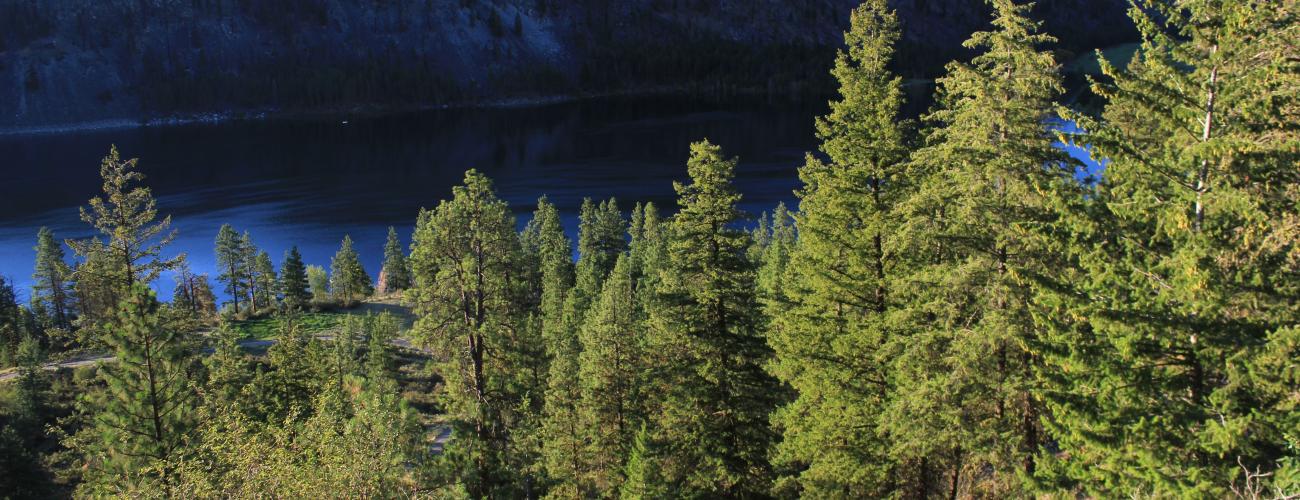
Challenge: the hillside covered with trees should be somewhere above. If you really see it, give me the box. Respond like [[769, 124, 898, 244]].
[[0, 0, 1136, 130], [0, 0, 1297, 498]]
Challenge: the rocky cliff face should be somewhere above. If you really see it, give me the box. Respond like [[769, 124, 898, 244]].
[[0, 0, 1133, 130]]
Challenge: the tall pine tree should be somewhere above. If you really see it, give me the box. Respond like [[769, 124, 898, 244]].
[[330, 235, 373, 306], [76, 285, 195, 495], [279, 246, 311, 311], [888, 0, 1078, 495], [408, 170, 537, 497], [649, 140, 778, 496], [768, 1, 911, 495], [1045, 1, 1300, 494], [32, 226, 75, 330]]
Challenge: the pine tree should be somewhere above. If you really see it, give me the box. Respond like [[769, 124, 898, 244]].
[[379, 226, 412, 294], [650, 140, 778, 496], [887, 0, 1077, 494], [408, 169, 536, 497], [32, 226, 75, 329], [68, 146, 183, 325], [214, 224, 246, 314], [577, 254, 645, 491], [755, 202, 795, 314], [239, 232, 261, 313], [0, 276, 25, 366], [77, 284, 195, 494], [767, 1, 912, 495], [543, 197, 626, 496], [251, 251, 277, 311], [330, 235, 372, 307], [1044, 1, 1300, 494], [202, 323, 250, 410], [279, 246, 311, 311]]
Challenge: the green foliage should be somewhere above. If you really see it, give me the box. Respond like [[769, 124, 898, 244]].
[[330, 235, 373, 306], [1044, 1, 1300, 495], [408, 169, 538, 497], [67, 146, 183, 304], [306, 265, 330, 304], [278, 246, 311, 311], [380, 226, 412, 294], [74, 284, 195, 495], [648, 140, 778, 497], [32, 226, 75, 330], [214, 224, 247, 314], [884, 0, 1079, 494], [174, 375, 421, 497], [250, 250, 278, 312], [577, 254, 646, 492]]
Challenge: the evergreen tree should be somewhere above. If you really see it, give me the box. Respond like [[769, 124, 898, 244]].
[[577, 254, 645, 492], [239, 232, 261, 313], [202, 323, 250, 411], [0, 276, 25, 366], [251, 251, 277, 311], [379, 226, 412, 294], [543, 197, 626, 496], [649, 140, 778, 496], [214, 224, 246, 314], [76, 285, 195, 495], [330, 235, 372, 306], [279, 246, 311, 311], [755, 202, 795, 314], [408, 169, 536, 497], [32, 226, 75, 329], [1045, 1, 1300, 494], [887, 0, 1077, 494], [68, 146, 183, 326], [619, 424, 667, 500], [767, 1, 912, 495]]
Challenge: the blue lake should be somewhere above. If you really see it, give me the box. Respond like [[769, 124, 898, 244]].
[[0, 96, 1099, 302]]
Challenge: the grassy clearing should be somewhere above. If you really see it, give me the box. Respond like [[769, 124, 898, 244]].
[[229, 312, 345, 340]]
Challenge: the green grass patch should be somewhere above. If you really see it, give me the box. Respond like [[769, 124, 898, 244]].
[[230, 312, 345, 340], [1065, 42, 1140, 76]]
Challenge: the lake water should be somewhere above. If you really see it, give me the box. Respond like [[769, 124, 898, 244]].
[[0, 96, 822, 301], [0, 96, 1100, 303]]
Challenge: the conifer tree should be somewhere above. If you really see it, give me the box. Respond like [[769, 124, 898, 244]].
[[767, 1, 913, 495], [379, 226, 412, 294], [1045, 1, 1300, 494], [77, 285, 195, 494], [408, 169, 536, 497], [32, 226, 74, 329], [214, 224, 246, 314], [577, 254, 645, 491], [251, 251, 277, 311], [68, 146, 183, 324], [202, 323, 250, 410], [0, 276, 26, 365], [650, 140, 778, 496], [887, 0, 1077, 494], [239, 232, 261, 313], [330, 235, 372, 307], [279, 246, 311, 311], [543, 197, 626, 496]]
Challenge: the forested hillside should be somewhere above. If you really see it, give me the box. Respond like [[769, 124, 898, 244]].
[[1, 0, 1296, 498], [0, 0, 1134, 129]]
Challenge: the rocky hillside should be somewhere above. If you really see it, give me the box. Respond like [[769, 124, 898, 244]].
[[0, 0, 1134, 130]]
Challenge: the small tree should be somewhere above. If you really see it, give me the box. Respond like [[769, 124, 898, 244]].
[[306, 265, 330, 305], [279, 247, 311, 311], [329, 235, 372, 306], [379, 226, 412, 294]]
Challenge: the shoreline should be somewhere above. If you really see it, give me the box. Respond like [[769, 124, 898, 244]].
[[0, 84, 765, 137]]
